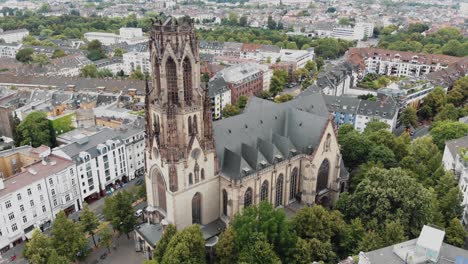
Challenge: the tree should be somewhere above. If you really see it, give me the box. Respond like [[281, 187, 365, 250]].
[[337, 167, 433, 237], [267, 16, 277, 30], [51, 211, 88, 262], [339, 131, 374, 168], [434, 104, 462, 122], [430, 120, 468, 150], [292, 206, 345, 242], [24, 229, 54, 264], [326, 7, 336, 13], [161, 225, 206, 264], [358, 230, 384, 252], [340, 218, 366, 256], [16, 48, 34, 63], [239, 15, 248, 27], [237, 95, 248, 109], [304, 60, 317, 73], [47, 250, 69, 264], [51, 49, 66, 58], [237, 233, 281, 264], [269, 76, 284, 95], [400, 137, 442, 186], [87, 50, 106, 61], [407, 23, 429, 33], [274, 94, 294, 103], [228, 11, 239, 25], [216, 227, 238, 264], [231, 202, 297, 262], [103, 191, 136, 239], [113, 48, 124, 57], [154, 224, 177, 263], [99, 225, 113, 253], [16, 111, 55, 147], [445, 218, 467, 247], [368, 145, 396, 168], [80, 203, 100, 247], [80, 64, 98, 78], [86, 39, 106, 61], [87, 39, 104, 51], [201, 72, 210, 83], [401, 106, 418, 128], [448, 76, 468, 106], [364, 120, 389, 133], [222, 104, 241, 118], [382, 220, 407, 245], [424, 87, 447, 115], [130, 66, 145, 80]]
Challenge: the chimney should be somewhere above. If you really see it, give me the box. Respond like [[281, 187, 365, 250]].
[[128, 88, 136, 97]]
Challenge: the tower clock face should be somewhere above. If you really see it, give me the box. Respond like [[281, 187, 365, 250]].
[[191, 148, 201, 160], [153, 147, 159, 159]]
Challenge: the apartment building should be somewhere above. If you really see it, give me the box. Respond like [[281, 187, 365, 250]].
[[0, 29, 29, 44], [0, 149, 81, 254], [348, 48, 462, 78], [84, 27, 146, 46], [0, 43, 22, 58], [53, 123, 144, 203], [208, 77, 231, 120], [123, 51, 150, 75], [332, 22, 374, 41]]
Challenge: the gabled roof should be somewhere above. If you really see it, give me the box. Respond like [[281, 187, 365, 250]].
[[213, 93, 330, 181]]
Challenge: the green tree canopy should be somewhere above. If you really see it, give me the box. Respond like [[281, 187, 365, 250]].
[[16, 111, 55, 147], [24, 229, 54, 264], [161, 225, 206, 264], [401, 106, 418, 128], [16, 48, 34, 63], [103, 191, 136, 238], [445, 218, 467, 247], [222, 104, 241, 118], [154, 224, 177, 263], [51, 211, 88, 262], [430, 121, 468, 150], [80, 203, 100, 247]]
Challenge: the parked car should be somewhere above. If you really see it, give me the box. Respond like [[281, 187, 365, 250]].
[[135, 209, 143, 217]]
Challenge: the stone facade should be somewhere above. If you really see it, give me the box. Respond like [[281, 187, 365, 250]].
[[145, 18, 345, 231]]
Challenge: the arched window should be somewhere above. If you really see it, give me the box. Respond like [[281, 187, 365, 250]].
[[193, 115, 198, 135], [189, 173, 193, 185], [260, 181, 269, 201], [222, 189, 228, 216], [317, 159, 330, 192], [201, 168, 205, 180], [152, 168, 167, 212], [188, 116, 192, 135], [166, 57, 178, 105], [183, 57, 193, 105], [244, 187, 253, 207], [192, 192, 201, 224], [169, 165, 178, 192], [194, 163, 200, 183], [290, 167, 299, 200], [275, 174, 284, 207]]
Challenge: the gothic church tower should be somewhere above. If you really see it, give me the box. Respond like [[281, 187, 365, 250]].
[[145, 17, 219, 229]]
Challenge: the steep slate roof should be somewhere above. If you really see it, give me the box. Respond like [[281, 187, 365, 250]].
[[213, 93, 330, 181], [208, 77, 229, 97]]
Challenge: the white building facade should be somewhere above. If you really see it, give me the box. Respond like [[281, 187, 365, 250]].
[[0, 152, 82, 254], [0, 29, 29, 44], [0, 43, 22, 58], [123, 52, 150, 75]]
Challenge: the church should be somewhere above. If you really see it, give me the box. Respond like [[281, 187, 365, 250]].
[[135, 17, 348, 257]]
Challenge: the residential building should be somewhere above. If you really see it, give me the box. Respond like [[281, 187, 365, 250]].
[[323, 94, 399, 132], [208, 77, 231, 120], [348, 48, 462, 78], [94, 58, 124, 75], [84, 32, 121, 46], [358, 225, 468, 264], [0, 146, 42, 179], [280, 48, 315, 69], [53, 123, 144, 203], [0, 29, 29, 44], [0, 149, 82, 254], [199, 41, 224, 56], [0, 43, 22, 58], [84, 27, 146, 46], [123, 51, 150, 75], [139, 19, 347, 257], [214, 62, 265, 105], [332, 22, 374, 41]]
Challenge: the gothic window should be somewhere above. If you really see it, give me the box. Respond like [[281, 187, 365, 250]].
[[324, 133, 331, 152], [261, 181, 269, 201], [290, 167, 299, 200], [222, 189, 228, 216], [194, 163, 200, 183], [188, 116, 192, 135], [192, 192, 202, 224], [275, 174, 284, 207], [193, 115, 198, 135], [317, 159, 330, 192], [153, 114, 160, 133], [183, 57, 193, 105], [201, 168, 205, 180], [169, 165, 178, 192], [166, 57, 178, 105], [152, 168, 167, 212], [244, 187, 253, 207], [189, 173, 193, 185]]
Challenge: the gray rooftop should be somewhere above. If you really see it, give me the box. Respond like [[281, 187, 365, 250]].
[[135, 223, 163, 247], [445, 135, 468, 159], [208, 77, 229, 97], [213, 93, 330, 181]]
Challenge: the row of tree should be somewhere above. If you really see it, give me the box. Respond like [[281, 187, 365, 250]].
[[378, 23, 468, 57]]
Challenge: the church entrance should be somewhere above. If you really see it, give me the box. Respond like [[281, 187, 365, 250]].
[[192, 192, 202, 224]]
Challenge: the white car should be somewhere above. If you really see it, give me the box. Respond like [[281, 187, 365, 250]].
[[134, 209, 143, 217]]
